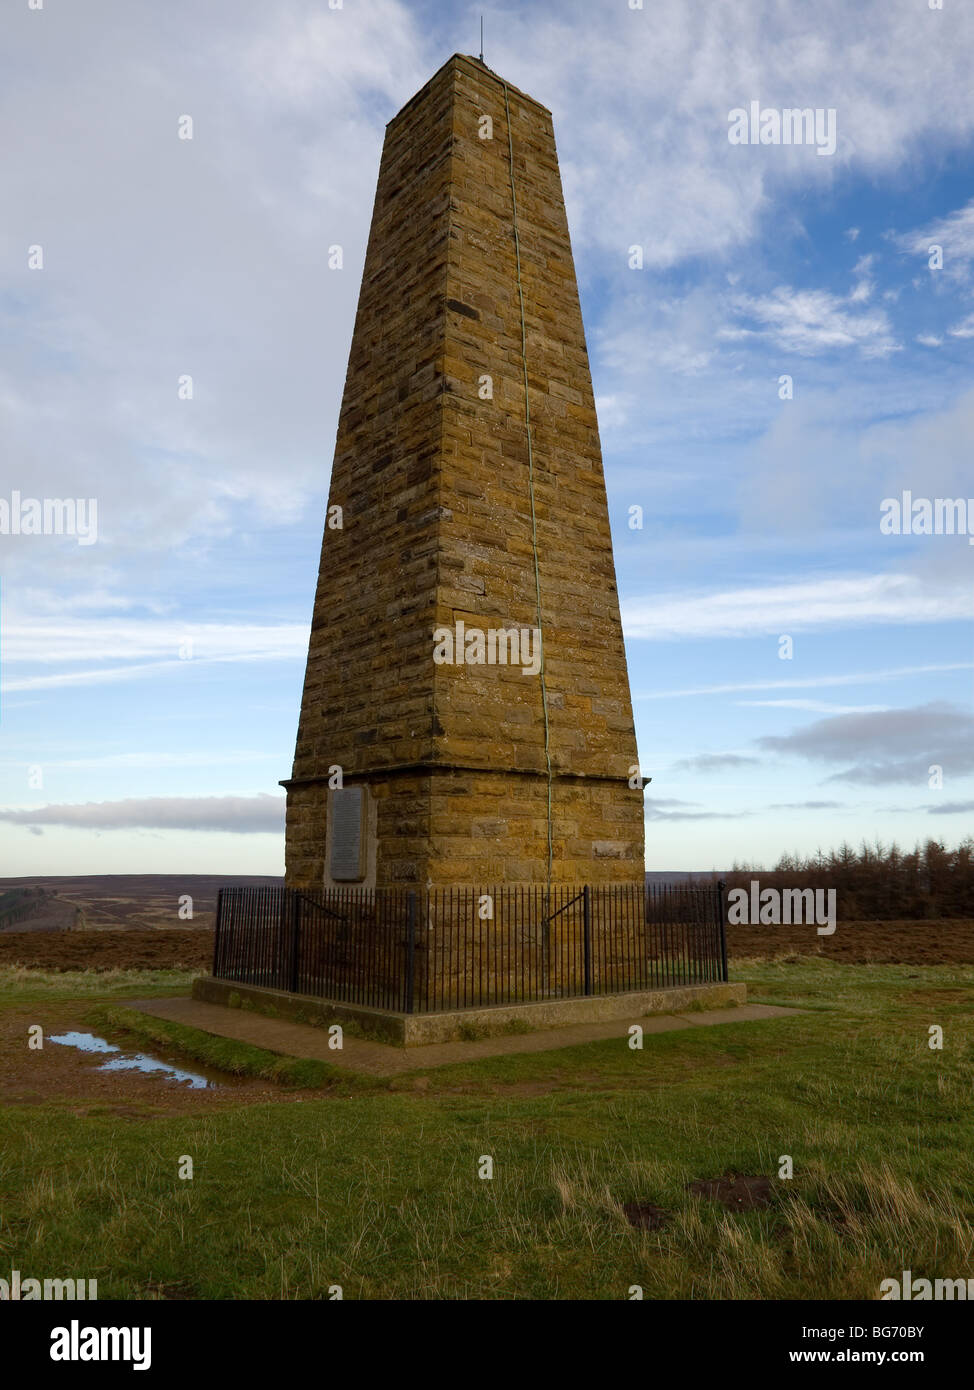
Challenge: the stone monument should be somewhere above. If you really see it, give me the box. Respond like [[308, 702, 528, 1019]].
[[282, 54, 644, 891]]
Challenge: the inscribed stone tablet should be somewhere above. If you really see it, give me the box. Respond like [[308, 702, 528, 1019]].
[[330, 786, 366, 881]]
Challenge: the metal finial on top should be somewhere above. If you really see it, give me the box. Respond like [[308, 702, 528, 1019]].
[[480, 15, 484, 63]]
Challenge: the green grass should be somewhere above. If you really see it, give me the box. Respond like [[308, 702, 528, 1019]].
[[0, 959, 971, 1299], [0, 964, 201, 1003]]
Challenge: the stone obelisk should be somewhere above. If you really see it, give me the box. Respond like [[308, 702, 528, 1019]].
[[282, 54, 644, 889]]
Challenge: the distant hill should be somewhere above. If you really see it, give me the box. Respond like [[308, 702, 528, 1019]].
[[0, 874, 282, 932], [645, 871, 724, 885], [0, 885, 80, 933]]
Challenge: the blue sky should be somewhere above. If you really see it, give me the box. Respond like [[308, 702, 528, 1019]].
[[1, 0, 973, 875]]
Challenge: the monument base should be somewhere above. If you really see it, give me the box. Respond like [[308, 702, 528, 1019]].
[[192, 975, 747, 1047]]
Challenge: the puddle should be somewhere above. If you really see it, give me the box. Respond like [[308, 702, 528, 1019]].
[[98, 1054, 216, 1088], [48, 1032, 219, 1089], [49, 1031, 118, 1054]]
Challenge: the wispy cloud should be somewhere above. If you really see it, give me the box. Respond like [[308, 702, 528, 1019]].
[[3, 619, 309, 666], [740, 699, 891, 714], [768, 800, 844, 810], [893, 197, 974, 278], [623, 575, 969, 641], [670, 753, 760, 772], [948, 311, 974, 339], [645, 797, 749, 822], [0, 794, 286, 834], [0, 619, 309, 694], [634, 663, 973, 701], [724, 284, 899, 357]]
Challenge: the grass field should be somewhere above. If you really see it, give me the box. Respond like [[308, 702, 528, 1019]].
[[0, 958, 970, 1300]]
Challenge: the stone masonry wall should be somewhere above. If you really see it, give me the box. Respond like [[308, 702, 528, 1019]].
[[284, 55, 645, 890]]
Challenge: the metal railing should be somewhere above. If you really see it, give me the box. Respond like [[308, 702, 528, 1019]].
[[212, 881, 728, 1014]]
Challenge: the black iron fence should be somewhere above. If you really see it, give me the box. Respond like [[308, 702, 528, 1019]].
[[213, 881, 728, 1014]]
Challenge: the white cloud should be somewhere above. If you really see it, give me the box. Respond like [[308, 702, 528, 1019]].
[[623, 573, 970, 640], [850, 254, 876, 303], [0, 616, 308, 692], [516, 2, 974, 269], [893, 197, 974, 278], [726, 284, 899, 357], [2, 617, 307, 667], [644, 798, 746, 823], [0, 0, 433, 600], [947, 312, 974, 338]]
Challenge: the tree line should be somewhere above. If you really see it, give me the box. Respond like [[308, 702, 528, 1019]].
[[722, 838, 974, 920]]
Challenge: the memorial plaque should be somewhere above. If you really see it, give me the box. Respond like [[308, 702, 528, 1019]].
[[330, 786, 367, 881]]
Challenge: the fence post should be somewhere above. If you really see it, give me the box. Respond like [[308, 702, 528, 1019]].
[[213, 888, 223, 978], [583, 885, 592, 996], [717, 880, 728, 983], [289, 889, 301, 994], [405, 891, 417, 1014]]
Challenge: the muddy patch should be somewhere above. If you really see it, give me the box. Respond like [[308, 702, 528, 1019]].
[[689, 1173, 775, 1210], [0, 1005, 316, 1112], [622, 1201, 670, 1231]]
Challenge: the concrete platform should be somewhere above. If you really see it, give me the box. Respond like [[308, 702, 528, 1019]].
[[191, 975, 748, 1045], [129, 994, 801, 1076]]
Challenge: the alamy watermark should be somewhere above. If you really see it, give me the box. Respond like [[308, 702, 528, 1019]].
[[726, 880, 837, 936], [50, 1320, 151, 1371], [1, 1268, 97, 1299], [880, 1270, 974, 1300], [0, 491, 97, 545], [728, 102, 837, 156], [880, 492, 974, 543], [433, 620, 542, 676]]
